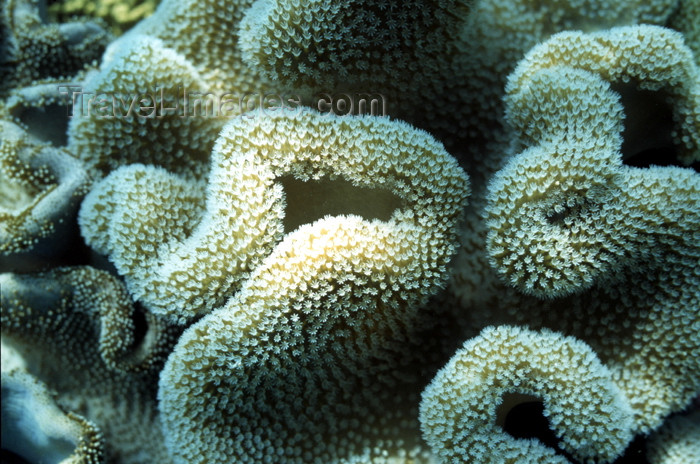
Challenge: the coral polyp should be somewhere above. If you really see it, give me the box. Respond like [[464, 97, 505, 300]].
[[1, 0, 698, 463]]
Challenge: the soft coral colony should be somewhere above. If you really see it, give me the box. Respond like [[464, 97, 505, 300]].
[[0, 0, 698, 463]]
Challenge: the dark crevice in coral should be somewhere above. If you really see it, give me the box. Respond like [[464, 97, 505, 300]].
[[611, 434, 651, 464], [130, 304, 149, 353], [613, 84, 682, 169], [501, 399, 577, 463], [501, 398, 651, 464], [623, 145, 688, 169], [0, 217, 91, 273], [48, 220, 93, 267], [86, 249, 122, 277], [279, 175, 404, 234], [12, 103, 70, 146]]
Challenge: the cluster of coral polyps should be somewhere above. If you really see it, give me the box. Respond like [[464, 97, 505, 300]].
[[1, 0, 698, 463]]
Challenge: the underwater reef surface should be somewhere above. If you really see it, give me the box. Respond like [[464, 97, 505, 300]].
[[1, 0, 699, 463], [48, 0, 159, 36]]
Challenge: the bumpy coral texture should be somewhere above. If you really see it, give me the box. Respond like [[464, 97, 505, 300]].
[[67, 0, 279, 177], [488, 25, 699, 298], [239, 0, 469, 121], [0, 0, 111, 96], [67, 35, 220, 177], [0, 119, 90, 267], [476, 25, 700, 433], [506, 25, 699, 165], [80, 109, 469, 324], [668, 0, 700, 63], [0, 266, 181, 463], [126, 0, 263, 84], [157, 113, 468, 462], [49, 0, 159, 35], [238, 0, 679, 153], [647, 409, 700, 464], [2, 0, 700, 463], [1, 359, 105, 464], [240, 0, 466, 86], [419, 325, 634, 464]]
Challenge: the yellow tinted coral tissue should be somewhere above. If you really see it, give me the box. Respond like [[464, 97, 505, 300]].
[[0, 120, 91, 271], [157, 110, 469, 462], [238, 0, 470, 122], [2, 0, 700, 463], [419, 326, 635, 464], [67, 35, 220, 177], [66, 0, 280, 178], [479, 24, 700, 435], [80, 108, 469, 324], [0, 0, 112, 96], [420, 326, 633, 464], [487, 25, 700, 299]]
